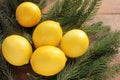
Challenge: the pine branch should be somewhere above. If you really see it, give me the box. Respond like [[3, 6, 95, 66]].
[[42, 0, 101, 31], [0, 72, 7, 80], [0, 0, 12, 16], [76, 0, 102, 27], [85, 57, 107, 78], [78, 31, 120, 80], [0, 6, 32, 80], [0, 10, 32, 44], [102, 64, 120, 80], [78, 56, 114, 80], [0, 50, 17, 80], [2, 0, 47, 17], [81, 21, 111, 44], [6, 0, 19, 12], [57, 58, 94, 80], [37, 0, 47, 9], [27, 71, 56, 80], [91, 31, 120, 60], [81, 22, 111, 36], [0, 11, 19, 35], [27, 22, 120, 80], [27, 73, 39, 80], [56, 28, 120, 80]]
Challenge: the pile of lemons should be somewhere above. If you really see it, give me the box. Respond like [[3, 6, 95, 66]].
[[1, 2, 89, 76]]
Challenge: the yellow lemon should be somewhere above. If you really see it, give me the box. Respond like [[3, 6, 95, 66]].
[[32, 20, 63, 48], [30, 46, 67, 76], [60, 29, 89, 58], [16, 2, 41, 27], [2, 35, 32, 66]]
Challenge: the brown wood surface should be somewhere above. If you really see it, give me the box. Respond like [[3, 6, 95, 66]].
[[93, 0, 120, 31], [12, 0, 120, 80], [93, 0, 120, 80]]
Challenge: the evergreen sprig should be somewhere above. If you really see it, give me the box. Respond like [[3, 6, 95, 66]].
[[102, 64, 120, 80], [90, 31, 120, 60], [0, 48, 16, 80], [5, 0, 47, 12], [0, 12, 17, 79], [42, 0, 102, 31], [0, 10, 33, 44], [56, 31, 120, 80], [27, 26, 120, 80], [81, 22, 111, 36]]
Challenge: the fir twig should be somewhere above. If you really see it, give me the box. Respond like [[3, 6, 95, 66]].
[[77, 0, 102, 26], [91, 31, 120, 59], [0, 10, 32, 44], [5, 0, 47, 12], [57, 30, 120, 80], [42, 0, 102, 31], [27, 71, 56, 80], [77, 57, 107, 80], [81, 22, 111, 36], [37, 0, 47, 9], [79, 31, 120, 80], [27, 73, 39, 80], [102, 64, 120, 80], [0, 50, 16, 80], [6, 0, 19, 12]]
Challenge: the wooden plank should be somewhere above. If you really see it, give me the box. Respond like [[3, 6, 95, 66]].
[[98, 0, 120, 14], [91, 14, 120, 30], [91, 0, 120, 31], [97, 1, 120, 80]]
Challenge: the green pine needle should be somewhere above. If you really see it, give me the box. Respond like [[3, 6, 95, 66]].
[[37, 0, 47, 9], [102, 64, 120, 80], [0, 10, 32, 44], [6, 0, 47, 10], [78, 57, 107, 80], [81, 22, 111, 36], [42, 0, 102, 31], [6, 0, 19, 11], [56, 30, 120, 80], [0, 50, 17, 80], [91, 31, 120, 59]]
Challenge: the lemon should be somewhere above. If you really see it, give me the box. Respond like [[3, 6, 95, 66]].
[[16, 2, 41, 27], [2, 35, 32, 66], [30, 46, 67, 76], [60, 29, 89, 58], [32, 20, 63, 48]]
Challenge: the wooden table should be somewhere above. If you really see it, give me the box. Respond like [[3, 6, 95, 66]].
[[94, 0, 120, 80], [93, 0, 120, 80], [93, 0, 120, 31], [2, 0, 119, 80]]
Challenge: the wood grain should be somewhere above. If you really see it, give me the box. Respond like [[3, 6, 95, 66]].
[[98, 0, 120, 14], [93, 0, 120, 31], [97, 0, 120, 80]]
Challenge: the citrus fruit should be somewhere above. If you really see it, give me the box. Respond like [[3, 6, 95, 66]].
[[32, 20, 63, 48], [16, 2, 41, 27], [60, 29, 89, 58], [2, 35, 32, 66], [30, 46, 67, 76]]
